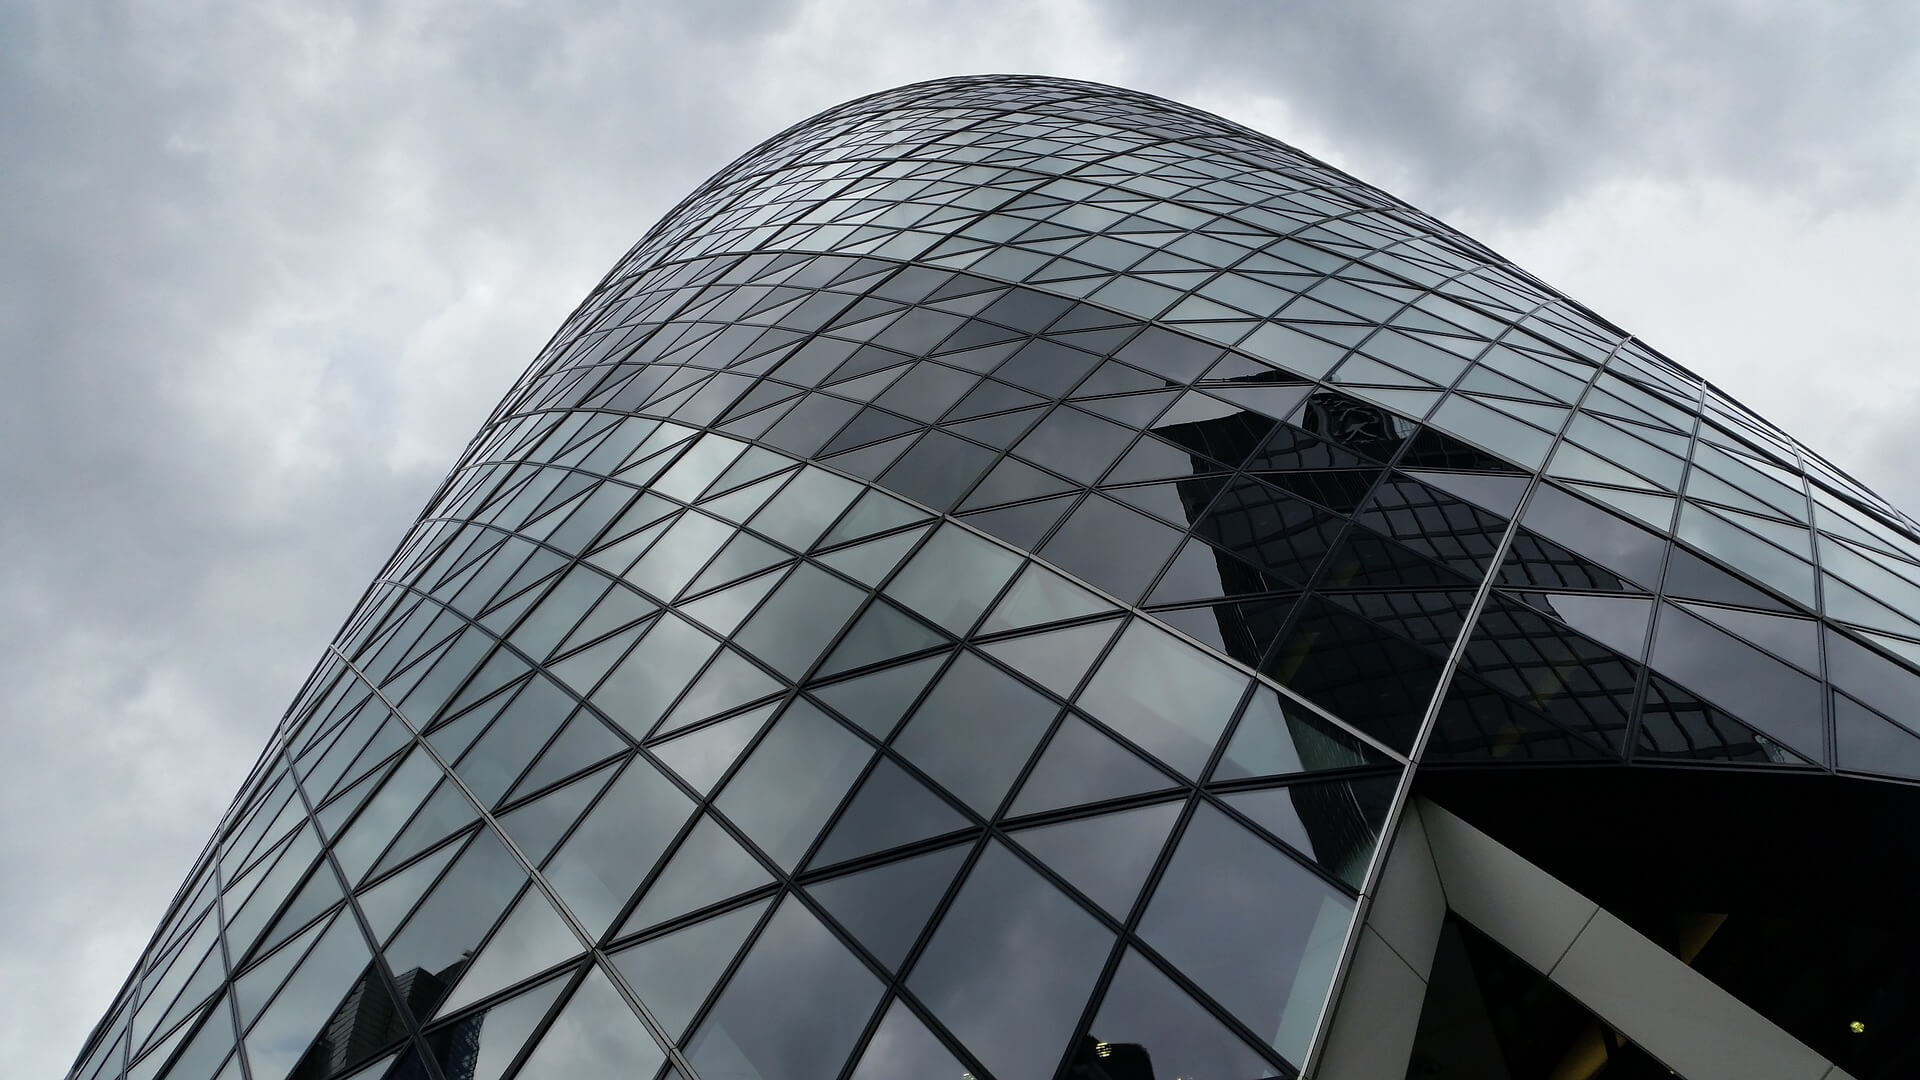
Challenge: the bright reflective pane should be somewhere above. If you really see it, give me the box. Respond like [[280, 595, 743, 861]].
[[883, 523, 1021, 635], [1213, 686, 1384, 781], [1077, 620, 1247, 778]]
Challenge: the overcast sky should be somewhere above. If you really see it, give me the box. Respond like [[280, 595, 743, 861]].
[[5, 2, 1917, 1075]]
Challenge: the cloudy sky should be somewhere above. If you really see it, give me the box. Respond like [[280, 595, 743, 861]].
[[4, 1, 1917, 1074]]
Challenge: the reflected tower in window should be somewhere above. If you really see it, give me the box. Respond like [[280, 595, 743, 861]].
[[66, 75, 1920, 1080]]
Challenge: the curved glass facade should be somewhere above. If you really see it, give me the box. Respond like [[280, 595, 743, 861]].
[[68, 75, 1920, 1080]]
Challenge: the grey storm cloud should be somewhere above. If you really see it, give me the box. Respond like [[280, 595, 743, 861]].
[[2, 2, 1915, 1076], [1101, 0, 1920, 221]]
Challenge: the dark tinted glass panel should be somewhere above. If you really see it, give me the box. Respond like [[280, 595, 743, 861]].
[[1138, 804, 1353, 1067], [891, 652, 1058, 815], [1648, 604, 1824, 761], [687, 896, 885, 1080], [910, 842, 1116, 1080], [809, 843, 970, 971], [1087, 949, 1284, 1080]]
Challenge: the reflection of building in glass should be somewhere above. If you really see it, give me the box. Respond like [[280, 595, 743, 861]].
[[291, 962, 470, 1080], [67, 75, 1920, 1080]]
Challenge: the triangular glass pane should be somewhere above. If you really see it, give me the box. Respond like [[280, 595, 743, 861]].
[[945, 407, 1046, 449], [821, 495, 922, 560], [957, 455, 1078, 510], [687, 532, 791, 596], [892, 652, 1060, 815], [680, 567, 788, 636], [700, 471, 791, 525], [704, 446, 794, 500], [252, 865, 342, 961], [495, 765, 616, 867], [357, 835, 464, 945], [433, 888, 585, 1019], [654, 649, 784, 738], [981, 563, 1118, 634], [650, 703, 777, 796], [1074, 389, 1181, 427], [456, 681, 577, 808], [1088, 948, 1284, 1080], [314, 760, 387, 840], [621, 815, 773, 934], [883, 522, 1024, 636], [715, 700, 874, 870], [1012, 801, 1181, 918], [609, 899, 770, 1040], [1137, 804, 1354, 1067], [1833, 691, 1920, 780], [811, 759, 972, 868], [427, 971, 569, 1080], [1076, 619, 1249, 778], [817, 600, 949, 677], [554, 586, 658, 659], [241, 911, 379, 1080], [369, 779, 479, 880], [809, 652, 951, 738], [512, 964, 665, 1080], [848, 997, 972, 1080], [816, 527, 928, 588], [957, 494, 1077, 550], [583, 516, 672, 577], [811, 843, 970, 971], [1567, 481, 1677, 533], [1220, 776, 1396, 890], [423, 695, 508, 766], [820, 431, 917, 479], [548, 623, 645, 696], [1213, 686, 1386, 781], [1636, 673, 1815, 767], [823, 407, 923, 455], [232, 913, 332, 1028], [906, 841, 1115, 1080], [685, 897, 885, 1080], [976, 619, 1121, 700], [439, 649, 533, 721], [1674, 600, 1820, 673], [507, 714, 628, 802], [1401, 468, 1528, 518], [1010, 713, 1178, 817]]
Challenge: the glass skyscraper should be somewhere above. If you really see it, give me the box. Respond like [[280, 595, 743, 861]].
[[69, 75, 1920, 1080]]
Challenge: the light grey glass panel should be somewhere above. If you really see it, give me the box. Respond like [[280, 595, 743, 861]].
[[717, 699, 872, 868], [513, 965, 665, 1080], [1077, 619, 1247, 778]]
